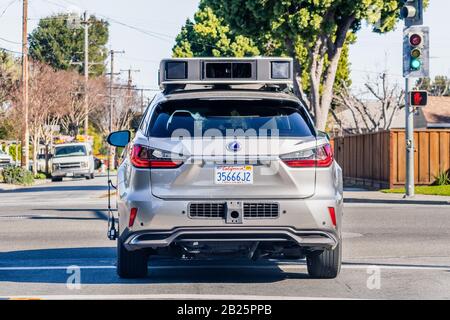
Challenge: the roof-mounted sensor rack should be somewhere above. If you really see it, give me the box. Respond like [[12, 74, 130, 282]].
[[159, 57, 293, 92]]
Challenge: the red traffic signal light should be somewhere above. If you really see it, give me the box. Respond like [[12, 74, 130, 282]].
[[409, 33, 422, 46], [410, 91, 428, 107]]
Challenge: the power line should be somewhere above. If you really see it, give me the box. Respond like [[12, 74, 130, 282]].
[[351, 68, 404, 78], [0, 36, 21, 45], [0, 0, 18, 20], [36, 0, 221, 51], [39, 0, 66, 10], [0, 46, 21, 55]]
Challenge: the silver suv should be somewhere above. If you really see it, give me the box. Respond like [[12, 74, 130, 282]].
[[107, 58, 343, 279]]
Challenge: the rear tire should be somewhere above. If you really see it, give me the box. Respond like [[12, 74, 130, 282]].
[[117, 237, 148, 278], [306, 242, 341, 279]]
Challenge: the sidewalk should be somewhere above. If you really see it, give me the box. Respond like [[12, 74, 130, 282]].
[[344, 188, 450, 205]]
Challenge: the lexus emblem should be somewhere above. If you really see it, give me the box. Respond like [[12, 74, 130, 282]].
[[227, 141, 241, 152]]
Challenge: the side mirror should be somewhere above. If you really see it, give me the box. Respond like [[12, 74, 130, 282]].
[[107, 130, 131, 147]]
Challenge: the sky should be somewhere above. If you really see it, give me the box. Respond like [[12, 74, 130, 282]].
[[1, 0, 449, 100]]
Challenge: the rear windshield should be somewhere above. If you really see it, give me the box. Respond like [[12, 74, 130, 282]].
[[148, 99, 314, 138]]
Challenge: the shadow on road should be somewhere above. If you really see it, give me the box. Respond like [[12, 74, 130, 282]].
[[31, 209, 109, 221], [344, 198, 450, 206], [0, 247, 308, 285], [0, 185, 108, 194]]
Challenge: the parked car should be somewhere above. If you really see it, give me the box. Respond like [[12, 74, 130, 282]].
[[51, 143, 95, 182], [30, 154, 53, 173], [0, 150, 13, 169], [107, 58, 343, 279]]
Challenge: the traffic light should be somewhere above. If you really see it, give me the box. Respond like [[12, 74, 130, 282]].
[[403, 26, 429, 78], [410, 90, 428, 107], [399, 0, 423, 27]]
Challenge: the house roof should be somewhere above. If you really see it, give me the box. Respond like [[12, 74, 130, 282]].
[[333, 96, 450, 132], [421, 96, 450, 125], [333, 100, 405, 131]]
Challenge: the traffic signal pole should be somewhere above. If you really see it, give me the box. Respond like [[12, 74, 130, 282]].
[[405, 77, 415, 197], [400, 0, 428, 198]]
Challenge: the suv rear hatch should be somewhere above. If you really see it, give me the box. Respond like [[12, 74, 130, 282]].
[[145, 97, 323, 200]]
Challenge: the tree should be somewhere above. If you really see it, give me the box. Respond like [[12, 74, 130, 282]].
[[25, 62, 72, 175], [0, 50, 20, 140], [417, 76, 449, 96], [29, 13, 109, 76], [6, 61, 107, 174], [91, 86, 139, 136], [91, 83, 140, 169], [204, 0, 404, 130], [0, 50, 19, 106], [331, 72, 404, 135], [59, 73, 107, 137], [173, 6, 260, 57]]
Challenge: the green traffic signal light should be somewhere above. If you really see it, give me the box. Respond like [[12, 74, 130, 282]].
[[411, 58, 421, 70]]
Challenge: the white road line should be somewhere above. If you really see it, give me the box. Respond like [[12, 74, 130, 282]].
[[0, 266, 115, 271], [0, 264, 449, 272], [344, 203, 450, 208], [3, 294, 355, 300]]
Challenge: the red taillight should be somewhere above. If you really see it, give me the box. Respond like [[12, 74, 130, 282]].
[[129, 208, 138, 227], [130, 145, 183, 169], [328, 207, 337, 227], [282, 144, 333, 168]]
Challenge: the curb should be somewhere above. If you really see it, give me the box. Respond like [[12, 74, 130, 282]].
[[0, 179, 51, 191]]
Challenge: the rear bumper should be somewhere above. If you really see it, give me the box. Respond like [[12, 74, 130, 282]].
[[124, 227, 339, 251], [0, 162, 13, 168]]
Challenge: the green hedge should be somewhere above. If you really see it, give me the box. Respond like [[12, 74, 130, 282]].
[[1, 166, 34, 186]]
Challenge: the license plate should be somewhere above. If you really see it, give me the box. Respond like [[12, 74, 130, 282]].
[[215, 165, 253, 185], [66, 172, 74, 177]]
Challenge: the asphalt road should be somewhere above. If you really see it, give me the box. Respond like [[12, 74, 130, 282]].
[[0, 176, 449, 299]]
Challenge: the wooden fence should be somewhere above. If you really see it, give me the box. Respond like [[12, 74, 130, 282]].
[[331, 129, 450, 189]]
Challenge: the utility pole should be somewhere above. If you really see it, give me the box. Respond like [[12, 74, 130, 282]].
[[108, 50, 124, 170], [82, 11, 90, 138], [121, 68, 140, 89], [120, 68, 140, 112], [121, 68, 140, 99], [21, 0, 29, 170], [140, 89, 144, 114]]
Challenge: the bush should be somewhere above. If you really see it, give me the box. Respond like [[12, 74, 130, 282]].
[[8, 144, 20, 162], [34, 173, 47, 180], [434, 171, 450, 186], [1, 166, 34, 186]]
